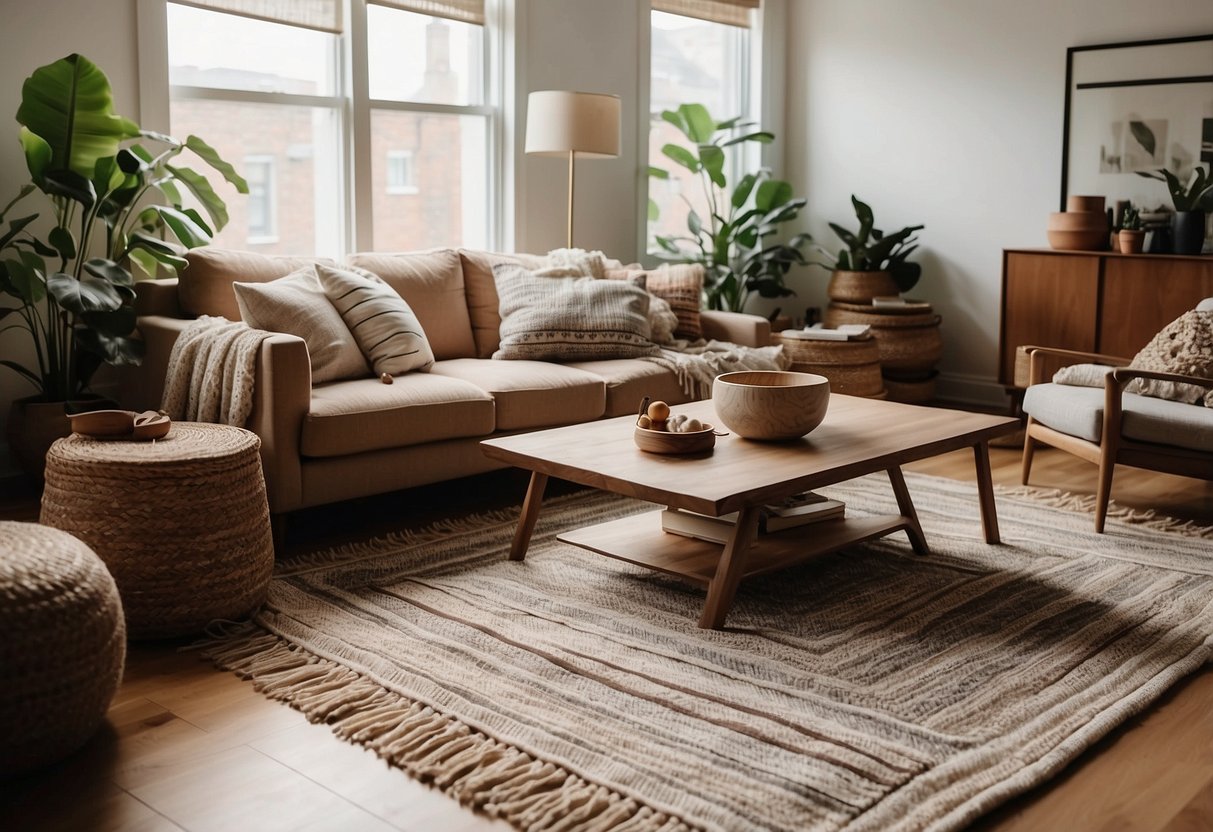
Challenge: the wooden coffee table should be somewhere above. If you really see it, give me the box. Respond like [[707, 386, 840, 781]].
[[480, 396, 1018, 629]]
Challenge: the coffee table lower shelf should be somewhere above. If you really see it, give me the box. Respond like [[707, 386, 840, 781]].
[[557, 510, 914, 587]]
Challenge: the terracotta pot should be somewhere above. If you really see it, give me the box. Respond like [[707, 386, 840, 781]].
[[1118, 229, 1146, 254], [5, 397, 111, 483], [826, 270, 899, 304], [1066, 195, 1106, 213]]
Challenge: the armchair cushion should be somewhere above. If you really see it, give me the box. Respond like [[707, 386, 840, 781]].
[[1023, 383, 1213, 452], [1126, 310, 1213, 407]]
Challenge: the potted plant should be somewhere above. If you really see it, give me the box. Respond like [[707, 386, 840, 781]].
[[1117, 206, 1145, 254], [648, 103, 811, 313], [1, 54, 246, 478], [1136, 164, 1213, 255], [813, 196, 924, 303]]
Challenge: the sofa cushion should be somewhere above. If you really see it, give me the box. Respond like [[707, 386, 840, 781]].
[[1126, 310, 1213, 407], [316, 264, 435, 376], [302, 372, 494, 458], [180, 249, 326, 320], [431, 358, 605, 430], [460, 249, 547, 358], [232, 267, 369, 384], [566, 359, 692, 417], [493, 266, 658, 362], [613, 264, 704, 340], [1023, 382, 1213, 451], [346, 249, 475, 360]]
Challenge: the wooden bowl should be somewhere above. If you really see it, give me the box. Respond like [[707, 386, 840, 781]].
[[712, 371, 830, 441], [1046, 228, 1108, 251], [633, 424, 716, 455], [1066, 195, 1106, 213]]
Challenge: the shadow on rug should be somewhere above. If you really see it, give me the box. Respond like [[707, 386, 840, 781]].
[[201, 473, 1213, 832]]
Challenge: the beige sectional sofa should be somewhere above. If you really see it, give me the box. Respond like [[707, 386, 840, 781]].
[[123, 248, 770, 517]]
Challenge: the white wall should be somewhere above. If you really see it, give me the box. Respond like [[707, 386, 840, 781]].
[[0, 0, 141, 477], [514, 0, 645, 257], [785, 0, 1213, 405]]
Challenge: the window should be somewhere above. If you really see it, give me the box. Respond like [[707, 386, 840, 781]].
[[163, 0, 496, 257], [244, 156, 277, 242], [386, 150, 417, 194], [647, 1, 757, 252]]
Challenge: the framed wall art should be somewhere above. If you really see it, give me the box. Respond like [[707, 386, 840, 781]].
[[1061, 33, 1213, 215]]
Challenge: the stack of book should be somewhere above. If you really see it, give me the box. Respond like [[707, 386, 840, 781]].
[[782, 324, 871, 341], [661, 492, 845, 544]]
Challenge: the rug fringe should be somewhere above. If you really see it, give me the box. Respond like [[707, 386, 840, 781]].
[[193, 623, 692, 832], [995, 485, 1213, 538]]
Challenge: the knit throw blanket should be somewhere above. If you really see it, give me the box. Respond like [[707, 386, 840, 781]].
[[642, 339, 789, 399], [162, 316, 275, 426]]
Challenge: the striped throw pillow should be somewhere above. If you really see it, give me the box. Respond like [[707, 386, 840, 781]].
[[492, 265, 658, 361], [316, 263, 435, 376]]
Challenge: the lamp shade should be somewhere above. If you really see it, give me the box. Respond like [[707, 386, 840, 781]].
[[524, 91, 621, 158]]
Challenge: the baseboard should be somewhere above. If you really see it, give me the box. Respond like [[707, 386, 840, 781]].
[[935, 372, 1011, 411]]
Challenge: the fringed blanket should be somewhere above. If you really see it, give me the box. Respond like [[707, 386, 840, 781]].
[[162, 316, 275, 426], [642, 339, 789, 398]]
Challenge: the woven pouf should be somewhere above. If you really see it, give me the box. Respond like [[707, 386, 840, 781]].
[[0, 521, 125, 774], [40, 423, 273, 639]]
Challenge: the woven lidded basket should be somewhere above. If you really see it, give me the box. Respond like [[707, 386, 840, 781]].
[[0, 522, 125, 774], [40, 422, 274, 639], [775, 332, 885, 397], [824, 303, 943, 373]]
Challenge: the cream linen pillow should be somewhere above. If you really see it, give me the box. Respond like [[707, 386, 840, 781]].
[[232, 267, 369, 384], [492, 264, 658, 361], [315, 263, 435, 376], [1126, 310, 1213, 407]]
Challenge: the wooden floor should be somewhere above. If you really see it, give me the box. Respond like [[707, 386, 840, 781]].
[[2, 442, 1212, 831]]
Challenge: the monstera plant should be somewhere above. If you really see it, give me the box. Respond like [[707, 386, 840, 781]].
[[1, 54, 245, 475], [648, 103, 810, 313], [1, 53, 245, 401]]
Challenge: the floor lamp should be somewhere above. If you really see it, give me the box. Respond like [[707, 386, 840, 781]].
[[524, 90, 621, 249]]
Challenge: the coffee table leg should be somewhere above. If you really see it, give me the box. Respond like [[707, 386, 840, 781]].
[[886, 466, 930, 555], [698, 506, 762, 629], [509, 472, 548, 561], [972, 442, 1001, 544]]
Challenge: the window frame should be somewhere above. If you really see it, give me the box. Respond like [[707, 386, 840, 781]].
[[242, 154, 279, 243], [136, 0, 503, 257], [385, 149, 419, 195]]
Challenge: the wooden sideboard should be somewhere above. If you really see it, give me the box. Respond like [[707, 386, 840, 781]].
[[999, 248, 1213, 387]]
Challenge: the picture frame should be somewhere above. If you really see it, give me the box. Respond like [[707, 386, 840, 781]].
[[1061, 33, 1213, 219]]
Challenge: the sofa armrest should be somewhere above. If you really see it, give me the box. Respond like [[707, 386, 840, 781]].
[[247, 334, 311, 514], [1022, 345, 1132, 386], [134, 277, 183, 317], [120, 315, 193, 410], [700, 310, 771, 348]]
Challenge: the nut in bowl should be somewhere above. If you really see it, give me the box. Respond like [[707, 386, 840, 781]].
[[713, 370, 830, 440], [633, 398, 716, 454]]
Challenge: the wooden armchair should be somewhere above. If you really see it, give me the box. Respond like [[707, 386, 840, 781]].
[[1020, 345, 1213, 532]]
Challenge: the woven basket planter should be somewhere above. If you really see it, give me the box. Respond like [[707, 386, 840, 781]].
[[773, 332, 885, 397], [0, 522, 124, 774], [824, 302, 944, 373], [40, 423, 274, 639], [826, 270, 899, 304]]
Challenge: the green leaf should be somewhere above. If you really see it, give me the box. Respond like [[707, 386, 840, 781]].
[[687, 209, 702, 236], [185, 135, 248, 193], [47, 271, 124, 314], [83, 257, 134, 287], [829, 222, 860, 249], [16, 54, 139, 179], [720, 131, 774, 148], [80, 304, 136, 337], [127, 246, 161, 280], [3, 255, 46, 303], [157, 178, 183, 206], [731, 173, 757, 209], [165, 164, 229, 230], [892, 260, 922, 293], [181, 206, 213, 237], [660, 109, 689, 138], [43, 169, 96, 208], [150, 204, 212, 249], [19, 127, 52, 185], [76, 327, 144, 366], [647, 198, 660, 223], [129, 232, 189, 271], [0, 214, 38, 251], [660, 144, 700, 173], [48, 226, 76, 261], [678, 104, 716, 143], [755, 180, 792, 212], [647, 165, 670, 180], [699, 145, 725, 188]]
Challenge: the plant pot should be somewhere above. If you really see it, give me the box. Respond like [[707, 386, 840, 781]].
[[1118, 229, 1146, 254], [1171, 210, 1206, 255], [826, 270, 899, 304], [5, 397, 112, 483]]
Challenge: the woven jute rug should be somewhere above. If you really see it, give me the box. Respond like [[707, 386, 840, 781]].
[[202, 473, 1213, 832]]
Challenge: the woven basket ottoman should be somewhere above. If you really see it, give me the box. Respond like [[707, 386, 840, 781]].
[[40, 422, 274, 639], [0, 522, 125, 774]]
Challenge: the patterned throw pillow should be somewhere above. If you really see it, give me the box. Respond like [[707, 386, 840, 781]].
[[232, 267, 369, 384], [315, 263, 435, 376], [1126, 310, 1213, 407], [492, 264, 659, 361], [633, 264, 704, 340]]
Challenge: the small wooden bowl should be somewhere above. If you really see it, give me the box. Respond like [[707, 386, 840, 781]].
[[68, 410, 134, 437], [634, 424, 716, 455]]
